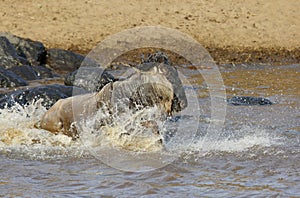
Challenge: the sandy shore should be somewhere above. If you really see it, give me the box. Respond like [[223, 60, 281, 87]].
[[1, 0, 299, 64]]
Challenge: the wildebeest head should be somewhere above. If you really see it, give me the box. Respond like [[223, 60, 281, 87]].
[[127, 52, 187, 114]]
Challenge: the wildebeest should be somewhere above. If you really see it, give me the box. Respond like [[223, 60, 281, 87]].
[[38, 52, 187, 143]]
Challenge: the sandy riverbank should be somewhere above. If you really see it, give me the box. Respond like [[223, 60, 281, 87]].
[[0, 0, 299, 64]]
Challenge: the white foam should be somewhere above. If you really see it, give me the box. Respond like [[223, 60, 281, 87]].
[[188, 126, 281, 153]]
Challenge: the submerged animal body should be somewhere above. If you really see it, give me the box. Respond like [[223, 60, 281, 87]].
[[39, 55, 187, 142]]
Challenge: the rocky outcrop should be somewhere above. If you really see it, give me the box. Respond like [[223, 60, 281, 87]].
[[0, 32, 92, 90], [46, 48, 85, 74], [64, 67, 115, 92], [31, 65, 54, 78], [8, 65, 39, 80], [0, 33, 58, 88], [0, 67, 28, 87], [0, 32, 46, 66], [0, 84, 87, 109], [7, 65, 54, 80], [0, 36, 29, 68]]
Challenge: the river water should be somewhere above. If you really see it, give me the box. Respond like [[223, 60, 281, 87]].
[[0, 64, 299, 197]]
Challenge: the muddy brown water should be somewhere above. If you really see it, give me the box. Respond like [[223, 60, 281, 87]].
[[0, 64, 299, 197]]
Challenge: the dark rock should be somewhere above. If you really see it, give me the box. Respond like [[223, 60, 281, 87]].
[[32, 65, 54, 78], [0, 67, 28, 87], [46, 48, 85, 74], [64, 67, 115, 92], [8, 65, 39, 80], [0, 32, 46, 66], [228, 96, 273, 106], [0, 36, 29, 68], [0, 84, 87, 109], [7, 65, 54, 80]]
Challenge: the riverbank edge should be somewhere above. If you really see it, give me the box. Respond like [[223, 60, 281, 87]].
[[68, 45, 299, 65]]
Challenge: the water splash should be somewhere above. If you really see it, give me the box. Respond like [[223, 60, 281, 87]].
[[0, 99, 282, 161], [0, 100, 84, 159], [194, 126, 280, 153], [78, 104, 165, 153]]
